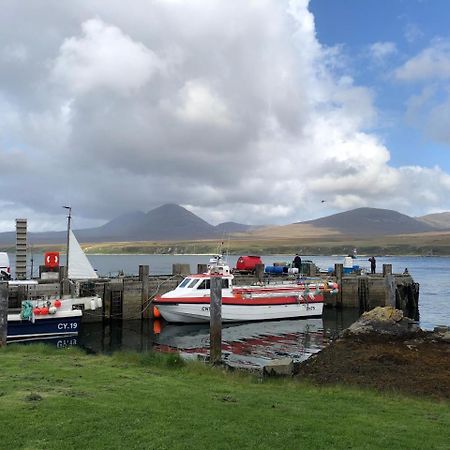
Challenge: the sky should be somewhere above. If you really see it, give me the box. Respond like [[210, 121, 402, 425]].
[[2, 0, 450, 232]]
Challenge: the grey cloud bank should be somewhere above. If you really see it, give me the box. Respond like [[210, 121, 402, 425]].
[[1, 0, 450, 232]]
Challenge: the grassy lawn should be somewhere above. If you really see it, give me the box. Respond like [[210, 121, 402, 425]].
[[1, 345, 449, 450]]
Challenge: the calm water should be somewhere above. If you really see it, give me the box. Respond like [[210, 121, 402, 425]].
[[14, 253, 450, 366]]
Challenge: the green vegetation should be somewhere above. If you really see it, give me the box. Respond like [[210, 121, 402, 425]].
[[1, 345, 449, 449]]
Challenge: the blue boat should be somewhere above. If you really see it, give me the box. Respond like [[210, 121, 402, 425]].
[[6, 209, 101, 342], [7, 308, 83, 341]]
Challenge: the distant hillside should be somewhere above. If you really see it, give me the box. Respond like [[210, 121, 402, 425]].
[[0, 204, 254, 245], [302, 207, 435, 236], [215, 222, 255, 234], [417, 212, 450, 230]]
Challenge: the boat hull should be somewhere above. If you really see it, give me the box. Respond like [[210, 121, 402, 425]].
[[7, 310, 82, 341], [156, 302, 323, 323]]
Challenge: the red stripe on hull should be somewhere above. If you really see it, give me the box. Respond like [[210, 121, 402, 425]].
[[154, 295, 324, 306]]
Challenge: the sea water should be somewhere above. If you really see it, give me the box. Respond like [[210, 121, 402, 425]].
[[14, 253, 450, 366]]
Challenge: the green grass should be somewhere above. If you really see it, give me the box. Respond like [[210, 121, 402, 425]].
[[1, 345, 449, 449]]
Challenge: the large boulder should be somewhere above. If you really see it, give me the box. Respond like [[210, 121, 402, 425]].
[[344, 306, 419, 337]]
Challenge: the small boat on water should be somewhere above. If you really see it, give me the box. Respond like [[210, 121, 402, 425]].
[[153, 256, 338, 323], [7, 293, 101, 342], [7, 209, 102, 342]]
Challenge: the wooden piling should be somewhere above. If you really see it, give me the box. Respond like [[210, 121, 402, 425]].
[[383, 264, 392, 277], [59, 266, 70, 296], [358, 275, 369, 312], [0, 282, 8, 347], [335, 264, 344, 308], [209, 275, 222, 365], [139, 265, 149, 319], [172, 264, 191, 276], [255, 264, 264, 283]]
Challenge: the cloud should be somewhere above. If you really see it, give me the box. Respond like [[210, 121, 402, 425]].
[[396, 41, 450, 146], [171, 79, 231, 127], [404, 23, 425, 44], [395, 41, 450, 81], [1, 0, 450, 232], [52, 18, 162, 95], [369, 42, 397, 64]]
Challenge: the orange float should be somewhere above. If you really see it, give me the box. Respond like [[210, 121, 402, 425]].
[[153, 320, 161, 334], [153, 305, 161, 319]]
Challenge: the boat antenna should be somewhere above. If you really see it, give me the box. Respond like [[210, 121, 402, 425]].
[[63, 206, 71, 276]]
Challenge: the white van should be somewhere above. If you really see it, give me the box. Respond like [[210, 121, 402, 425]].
[[0, 252, 11, 280]]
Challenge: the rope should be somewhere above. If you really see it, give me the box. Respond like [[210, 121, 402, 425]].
[[20, 301, 34, 321]]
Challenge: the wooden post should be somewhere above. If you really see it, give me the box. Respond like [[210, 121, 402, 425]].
[[210, 275, 222, 365], [255, 264, 264, 283], [172, 264, 191, 276], [59, 266, 70, 296], [358, 275, 369, 312], [197, 264, 208, 274], [139, 265, 150, 319], [385, 274, 396, 308], [335, 264, 343, 308], [383, 264, 392, 277], [0, 282, 8, 347]]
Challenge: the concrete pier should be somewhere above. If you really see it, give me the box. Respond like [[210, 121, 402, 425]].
[[5, 262, 420, 323]]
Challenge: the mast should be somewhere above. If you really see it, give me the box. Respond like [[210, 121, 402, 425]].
[[63, 206, 71, 278]]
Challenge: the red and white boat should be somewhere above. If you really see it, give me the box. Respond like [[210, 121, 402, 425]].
[[153, 256, 338, 323]]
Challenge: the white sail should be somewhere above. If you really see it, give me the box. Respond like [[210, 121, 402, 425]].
[[68, 230, 98, 279]]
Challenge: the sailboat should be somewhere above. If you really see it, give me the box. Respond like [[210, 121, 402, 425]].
[[7, 209, 102, 342]]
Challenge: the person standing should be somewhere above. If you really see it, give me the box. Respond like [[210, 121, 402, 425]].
[[368, 256, 376, 274], [293, 253, 302, 275]]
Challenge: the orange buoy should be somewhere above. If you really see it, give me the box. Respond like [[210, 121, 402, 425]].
[[40, 307, 49, 315], [33, 307, 41, 315], [153, 320, 161, 334], [153, 305, 161, 319], [54, 299, 62, 308]]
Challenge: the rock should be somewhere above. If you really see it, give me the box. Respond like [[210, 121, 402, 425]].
[[263, 358, 294, 376], [434, 325, 449, 333], [362, 306, 403, 322], [344, 306, 419, 337]]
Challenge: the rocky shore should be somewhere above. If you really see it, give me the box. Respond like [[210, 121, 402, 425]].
[[295, 307, 450, 400]]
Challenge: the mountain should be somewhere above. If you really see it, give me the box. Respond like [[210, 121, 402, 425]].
[[214, 222, 255, 234], [0, 205, 440, 246], [77, 204, 219, 241], [302, 207, 435, 236], [0, 204, 221, 245], [416, 212, 450, 230]]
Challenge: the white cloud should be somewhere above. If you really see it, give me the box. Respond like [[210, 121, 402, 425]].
[[369, 41, 397, 63], [172, 80, 231, 127], [404, 23, 425, 44], [1, 0, 450, 231], [52, 18, 162, 95], [396, 41, 450, 146], [395, 41, 450, 81]]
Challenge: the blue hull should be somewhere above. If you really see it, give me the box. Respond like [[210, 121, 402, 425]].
[[7, 315, 81, 341]]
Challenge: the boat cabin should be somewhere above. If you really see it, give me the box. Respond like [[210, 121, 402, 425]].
[[175, 275, 233, 291]]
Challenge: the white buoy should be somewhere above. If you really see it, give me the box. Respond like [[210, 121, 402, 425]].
[[90, 299, 96, 310]]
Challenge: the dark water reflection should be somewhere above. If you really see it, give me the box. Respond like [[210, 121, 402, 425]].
[[75, 308, 361, 368]]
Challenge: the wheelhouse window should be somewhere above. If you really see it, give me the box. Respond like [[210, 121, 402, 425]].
[[197, 278, 230, 289], [178, 278, 192, 288], [187, 279, 200, 288], [198, 279, 210, 290]]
